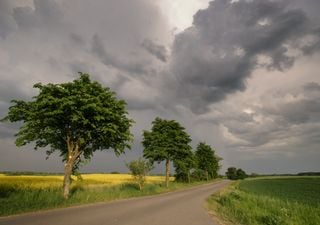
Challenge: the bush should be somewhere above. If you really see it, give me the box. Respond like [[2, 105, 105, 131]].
[[127, 159, 153, 190], [191, 169, 207, 181]]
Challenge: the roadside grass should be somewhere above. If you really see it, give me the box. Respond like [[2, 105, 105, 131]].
[[207, 177, 320, 225], [0, 173, 213, 216]]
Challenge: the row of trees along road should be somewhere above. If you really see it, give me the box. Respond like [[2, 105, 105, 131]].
[[1, 73, 221, 198]]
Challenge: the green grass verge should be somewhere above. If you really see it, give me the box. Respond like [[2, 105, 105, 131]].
[[0, 180, 216, 217], [207, 177, 320, 225]]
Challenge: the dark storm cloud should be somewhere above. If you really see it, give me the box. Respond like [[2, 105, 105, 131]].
[[169, 0, 320, 113], [264, 99, 320, 124], [141, 39, 168, 62], [0, 0, 169, 109], [304, 82, 320, 92], [91, 34, 150, 75], [220, 82, 320, 151]]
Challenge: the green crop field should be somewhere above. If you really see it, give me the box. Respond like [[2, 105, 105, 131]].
[[208, 177, 320, 225]]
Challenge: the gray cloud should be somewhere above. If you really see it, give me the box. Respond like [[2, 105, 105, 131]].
[[169, 0, 320, 113], [304, 82, 320, 92], [141, 39, 168, 62], [13, 0, 63, 31], [91, 34, 150, 75], [221, 83, 320, 150]]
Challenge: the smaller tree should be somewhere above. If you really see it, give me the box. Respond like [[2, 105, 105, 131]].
[[226, 167, 238, 180], [226, 167, 247, 180], [195, 142, 221, 181], [236, 168, 247, 179], [127, 158, 153, 190], [142, 117, 192, 188], [174, 152, 195, 183]]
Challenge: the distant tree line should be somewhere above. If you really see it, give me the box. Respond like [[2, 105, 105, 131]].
[[297, 172, 320, 176], [246, 172, 320, 177]]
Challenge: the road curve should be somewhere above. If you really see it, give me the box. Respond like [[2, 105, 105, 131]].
[[0, 180, 230, 225]]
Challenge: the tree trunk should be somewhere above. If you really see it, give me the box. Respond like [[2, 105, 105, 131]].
[[187, 170, 190, 183], [206, 170, 209, 181], [165, 159, 170, 188], [63, 136, 81, 199], [63, 160, 73, 199], [139, 183, 142, 191]]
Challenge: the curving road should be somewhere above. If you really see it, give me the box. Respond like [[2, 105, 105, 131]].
[[0, 180, 230, 225]]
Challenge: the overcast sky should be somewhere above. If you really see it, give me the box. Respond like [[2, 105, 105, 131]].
[[0, 0, 319, 175]]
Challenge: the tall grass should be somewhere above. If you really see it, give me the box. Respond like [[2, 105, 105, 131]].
[[208, 177, 320, 225], [0, 174, 206, 216]]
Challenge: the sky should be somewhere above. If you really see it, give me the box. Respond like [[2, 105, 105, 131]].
[[0, 0, 319, 175]]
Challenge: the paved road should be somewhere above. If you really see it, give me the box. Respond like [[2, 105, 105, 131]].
[[0, 180, 230, 225]]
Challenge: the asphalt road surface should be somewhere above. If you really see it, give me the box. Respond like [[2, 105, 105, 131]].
[[0, 180, 230, 225]]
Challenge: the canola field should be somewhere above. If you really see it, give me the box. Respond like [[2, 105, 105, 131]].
[[0, 173, 167, 189]]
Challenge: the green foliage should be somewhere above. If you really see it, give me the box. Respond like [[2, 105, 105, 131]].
[[1, 73, 134, 198], [191, 169, 208, 181], [226, 167, 237, 180], [174, 149, 195, 183], [142, 117, 193, 186], [208, 177, 320, 225], [127, 158, 153, 190], [195, 142, 221, 180], [236, 168, 247, 180], [2, 73, 134, 170], [226, 167, 247, 180], [142, 117, 192, 163]]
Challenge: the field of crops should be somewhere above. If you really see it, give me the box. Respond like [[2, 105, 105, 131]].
[[208, 177, 320, 225], [0, 173, 167, 189], [0, 173, 180, 216]]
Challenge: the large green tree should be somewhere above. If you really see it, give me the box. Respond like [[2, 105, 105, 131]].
[[142, 117, 192, 187], [195, 142, 221, 181], [1, 73, 134, 198]]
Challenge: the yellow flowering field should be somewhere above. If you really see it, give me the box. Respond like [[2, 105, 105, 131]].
[[0, 174, 172, 189], [81, 174, 170, 185], [0, 175, 63, 189]]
